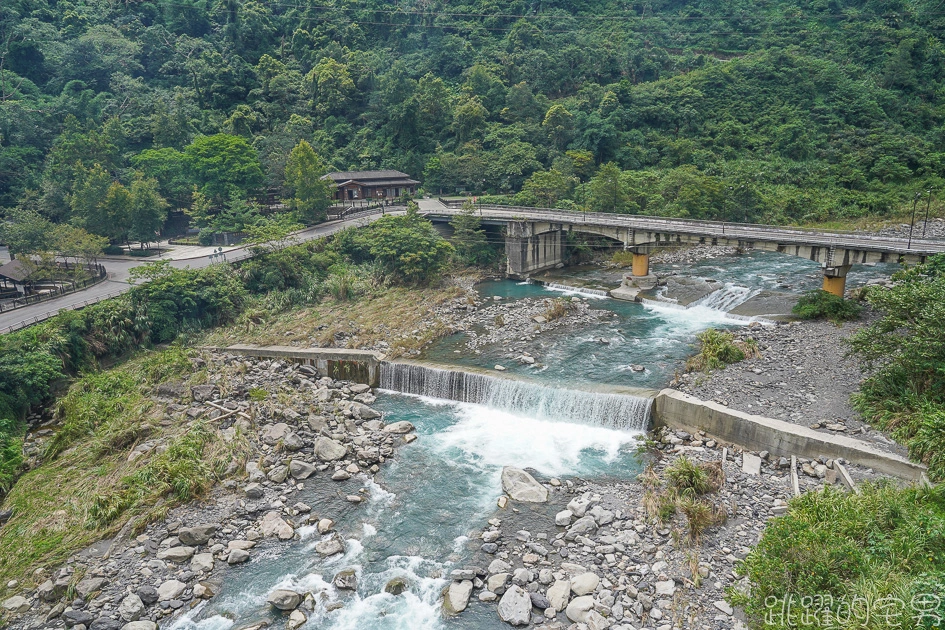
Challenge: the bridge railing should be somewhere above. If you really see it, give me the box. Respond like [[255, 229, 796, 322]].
[[425, 203, 945, 251]]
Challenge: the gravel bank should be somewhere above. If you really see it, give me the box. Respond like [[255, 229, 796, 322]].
[[670, 316, 907, 456]]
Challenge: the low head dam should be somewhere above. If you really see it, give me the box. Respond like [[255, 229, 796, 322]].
[[217, 345, 926, 481], [419, 199, 945, 296]]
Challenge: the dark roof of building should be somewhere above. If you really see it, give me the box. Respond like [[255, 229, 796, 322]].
[[323, 170, 419, 185], [0, 259, 32, 282], [336, 178, 420, 187]]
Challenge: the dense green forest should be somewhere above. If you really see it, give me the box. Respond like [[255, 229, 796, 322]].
[[2, 0, 945, 241]]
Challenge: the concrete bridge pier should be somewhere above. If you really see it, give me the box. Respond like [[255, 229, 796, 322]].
[[627, 244, 657, 278], [822, 264, 852, 297], [505, 221, 564, 277]]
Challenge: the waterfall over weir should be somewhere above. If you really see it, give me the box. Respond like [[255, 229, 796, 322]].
[[380, 362, 653, 431]]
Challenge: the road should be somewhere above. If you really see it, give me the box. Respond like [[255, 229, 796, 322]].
[[418, 200, 945, 256], [0, 210, 388, 334]]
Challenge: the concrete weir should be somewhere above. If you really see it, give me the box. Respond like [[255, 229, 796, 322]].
[[652, 389, 926, 481]]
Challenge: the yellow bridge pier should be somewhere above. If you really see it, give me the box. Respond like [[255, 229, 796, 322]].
[[822, 265, 852, 297]]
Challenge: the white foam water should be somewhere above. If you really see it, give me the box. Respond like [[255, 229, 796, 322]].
[[380, 363, 652, 431], [542, 282, 610, 299]]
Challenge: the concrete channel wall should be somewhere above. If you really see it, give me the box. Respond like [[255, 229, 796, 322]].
[[652, 389, 926, 481], [223, 344, 384, 387]]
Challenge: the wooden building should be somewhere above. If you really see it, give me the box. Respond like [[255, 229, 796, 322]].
[[323, 170, 420, 201]]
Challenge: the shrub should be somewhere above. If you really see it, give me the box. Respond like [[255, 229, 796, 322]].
[[733, 483, 945, 629], [686, 329, 759, 372], [792, 289, 862, 322], [543, 298, 571, 321], [665, 456, 712, 497]]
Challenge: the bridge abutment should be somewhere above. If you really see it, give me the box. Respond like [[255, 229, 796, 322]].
[[505, 222, 564, 277], [822, 265, 852, 297]]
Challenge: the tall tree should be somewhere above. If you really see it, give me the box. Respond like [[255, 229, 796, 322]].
[[127, 176, 169, 247], [450, 200, 493, 266], [283, 140, 332, 224], [182, 134, 264, 205]]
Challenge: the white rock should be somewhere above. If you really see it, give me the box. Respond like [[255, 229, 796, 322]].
[[555, 510, 573, 526], [190, 553, 214, 573], [317, 518, 335, 534], [313, 436, 347, 461], [444, 580, 473, 614], [118, 593, 144, 621], [714, 600, 734, 615], [157, 579, 186, 602], [655, 580, 676, 596], [260, 510, 294, 540], [121, 622, 158, 630], [287, 609, 307, 630], [315, 534, 345, 557], [500, 467, 548, 503], [156, 545, 195, 562], [2, 596, 30, 614], [496, 585, 531, 626], [267, 589, 301, 611], [547, 579, 571, 611], [383, 421, 414, 434], [570, 572, 599, 596], [565, 594, 595, 623]]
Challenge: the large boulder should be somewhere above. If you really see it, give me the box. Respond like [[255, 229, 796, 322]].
[[177, 524, 218, 546], [501, 467, 548, 503], [289, 459, 316, 479], [383, 421, 414, 434], [260, 511, 294, 540], [267, 589, 301, 611], [313, 437, 347, 461], [260, 423, 291, 445], [190, 553, 215, 573], [570, 572, 599, 596], [443, 580, 473, 614], [118, 593, 144, 622], [566, 595, 596, 623], [76, 577, 106, 598], [157, 546, 196, 563], [156, 580, 186, 602], [333, 569, 358, 590], [547, 579, 571, 612], [315, 534, 345, 557], [497, 585, 532, 626], [2, 596, 30, 614]]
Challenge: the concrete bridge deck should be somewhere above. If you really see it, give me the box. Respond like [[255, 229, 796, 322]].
[[419, 199, 945, 294]]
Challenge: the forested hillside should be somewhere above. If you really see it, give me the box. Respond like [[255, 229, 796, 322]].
[[2, 0, 945, 233]]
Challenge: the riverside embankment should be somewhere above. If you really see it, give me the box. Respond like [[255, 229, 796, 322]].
[[0, 247, 924, 630]]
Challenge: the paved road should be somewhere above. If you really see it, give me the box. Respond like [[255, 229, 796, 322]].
[[418, 200, 945, 256], [0, 211, 388, 334]]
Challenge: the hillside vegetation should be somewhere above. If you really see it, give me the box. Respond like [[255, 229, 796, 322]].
[[1, 0, 944, 239]]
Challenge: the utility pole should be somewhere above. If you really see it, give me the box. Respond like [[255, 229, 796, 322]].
[[923, 188, 933, 237], [908, 191, 921, 250]]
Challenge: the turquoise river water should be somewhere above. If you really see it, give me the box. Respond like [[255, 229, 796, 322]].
[[169, 250, 898, 630]]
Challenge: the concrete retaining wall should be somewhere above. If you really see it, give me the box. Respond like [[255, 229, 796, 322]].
[[652, 389, 926, 480], [222, 344, 383, 387]]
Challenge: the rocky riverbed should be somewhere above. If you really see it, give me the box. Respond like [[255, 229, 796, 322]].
[[670, 315, 907, 456], [2, 351, 416, 630], [439, 428, 879, 630]]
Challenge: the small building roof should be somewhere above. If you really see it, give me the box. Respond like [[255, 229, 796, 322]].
[[0, 259, 32, 282], [323, 170, 420, 186]]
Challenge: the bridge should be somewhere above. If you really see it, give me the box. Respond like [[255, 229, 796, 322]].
[[419, 199, 945, 296]]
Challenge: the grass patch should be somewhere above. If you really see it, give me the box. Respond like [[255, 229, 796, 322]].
[[792, 289, 862, 323], [542, 298, 572, 321], [640, 457, 727, 544], [203, 281, 466, 359], [686, 329, 760, 373], [732, 482, 945, 629], [0, 347, 249, 589]]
